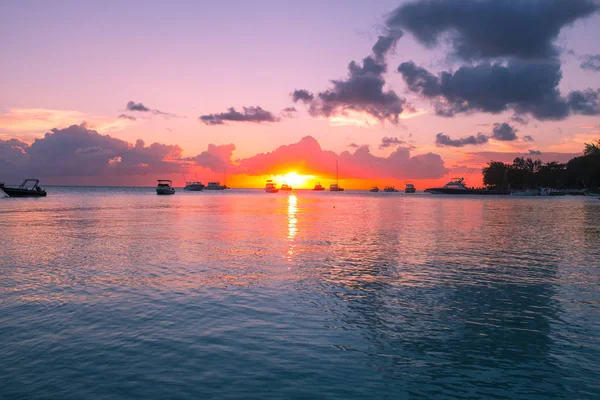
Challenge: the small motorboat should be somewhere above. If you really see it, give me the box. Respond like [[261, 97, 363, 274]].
[[0, 179, 47, 197], [313, 182, 325, 191], [404, 183, 416, 193], [383, 186, 399, 192], [369, 186, 379, 192], [280, 184, 292, 191], [184, 181, 205, 191], [265, 180, 279, 193], [156, 180, 175, 195]]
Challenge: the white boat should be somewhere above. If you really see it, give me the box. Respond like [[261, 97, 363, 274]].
[[265, 180, 279, 193], [204, 181, 227, 190], [156, 180, 175, 195], [405, 183, 416, 193], [184, 181, 205, 191], [425, 177, 470, 194]]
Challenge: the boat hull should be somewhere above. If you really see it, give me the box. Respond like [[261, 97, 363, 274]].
[[405, 189, 416, 193], [156, 189, 175, 195], [1, 188, 47, 197], [424, 188, 470, 195]]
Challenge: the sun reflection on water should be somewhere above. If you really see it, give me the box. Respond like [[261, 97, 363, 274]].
[[287, 194, 297, 261]]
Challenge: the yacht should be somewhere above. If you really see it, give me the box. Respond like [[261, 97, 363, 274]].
[[156, 180, 175, 195], [383, 186, 399, 192], [425, 177, 470, 194], [369, 186, 379, 192], [184, 181, 205, 191], [404, 183, 416, 193], [204, 181, 227, 190], [280, 184, 292, 191], [265, 180, 279, 193], [0, 179, 46, 197], [313, 182, 325, 191], [329, 160, 344, 191]]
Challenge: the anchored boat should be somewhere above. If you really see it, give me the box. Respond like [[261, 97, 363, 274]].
[[0, 179, 47, 197], [156, 180, 175, 195], [265, 180, 279, 193]]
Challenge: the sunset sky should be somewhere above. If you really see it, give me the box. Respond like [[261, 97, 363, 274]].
[[1, 0, 600, 188]]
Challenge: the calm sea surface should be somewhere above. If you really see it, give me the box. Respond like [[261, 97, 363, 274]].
[[1, 187, 599, 399]]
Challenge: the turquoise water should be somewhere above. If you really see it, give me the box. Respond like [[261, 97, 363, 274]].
[[1, 188, 599, 399]]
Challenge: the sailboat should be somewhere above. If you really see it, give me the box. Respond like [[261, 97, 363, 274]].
[[330, 160, 344, 191]]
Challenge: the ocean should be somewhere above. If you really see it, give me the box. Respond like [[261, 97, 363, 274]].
[[1, 187, 599, 399]]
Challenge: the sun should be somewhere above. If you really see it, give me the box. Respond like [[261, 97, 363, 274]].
[[280, 172, 312, 188]]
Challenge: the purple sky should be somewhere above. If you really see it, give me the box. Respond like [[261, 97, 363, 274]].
[[1, 0, 600, 186]]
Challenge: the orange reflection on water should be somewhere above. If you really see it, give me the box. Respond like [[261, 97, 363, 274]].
[[287, 194, 297, 261]]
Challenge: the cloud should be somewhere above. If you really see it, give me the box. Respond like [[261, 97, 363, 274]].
[[379, 136, 405, 149], [435, 132, 488, 147], [192, 136, 447, 180], [199, 106, 280, 125], [118, 114, 137, 121], [580, 54, 600, 71], [126, 101, 179, 119], [291, 90, 314, 103], [386, 0, 598, 61], [190, 143, 236, 172], [291, 29, 407, 125], [567, 89, 600, 115], [348, 143, 360, 148], [511, 114, 530, 125], [491, 123, 518, 141], [528, 149, 542, 155], [398, 60, 600, 120], [371, 29, 404, 62], [281, 107, 297, 118], [523, 135, 535, 142], [0, 124, 183, 182]]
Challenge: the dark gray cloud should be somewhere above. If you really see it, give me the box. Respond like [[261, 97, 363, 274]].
[[379, 136, 405, 149], [199, 106, 280, 125], [282, 107, 297, 113], [292, 56, 406, 124], [291, 90, 314, 103], [348, 143, 360, 148], [511, 114, 530, 125], [523, 135, 535, 142], [435, 132, 489, 147], [491, 123, 518, 141], [126, 101, 178, 119], [371, 29, 403, 62], [580, 54, 600, 71], [398, 60, 599, 120], [126, 101, 150, 112], [291, 29, 406, 124], [118, 114, 137, 121], [567, 89, 600, 115], [386, 0, 598, 61], [528, 149, 542, 155]]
